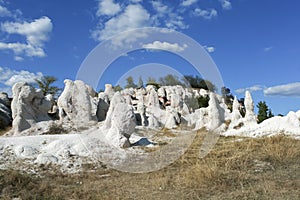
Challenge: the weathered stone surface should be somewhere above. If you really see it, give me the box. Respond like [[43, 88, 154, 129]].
[[11, 82, 52, 134], [104, 93, 136, 148], [244, 91, 257, 125], [57, 80, 96, 123]]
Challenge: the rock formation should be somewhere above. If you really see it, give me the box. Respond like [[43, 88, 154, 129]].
[[11, 82, 52, 134], [57, 80, 97, 123], [103, 92, 136, 148], [244, 91, 257, 125]]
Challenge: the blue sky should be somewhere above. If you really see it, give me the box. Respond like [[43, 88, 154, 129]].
[[0, 0, 299, 115]]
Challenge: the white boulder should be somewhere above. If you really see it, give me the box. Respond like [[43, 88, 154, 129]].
[[11, 82, 52, 134]]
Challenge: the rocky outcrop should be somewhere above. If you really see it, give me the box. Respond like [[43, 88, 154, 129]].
[[57, 80, 97, 124], [103, 93, 136, 148], [11, 82, 52, 134], [0, 92, 12, 130], [244, 91, 257, 125]]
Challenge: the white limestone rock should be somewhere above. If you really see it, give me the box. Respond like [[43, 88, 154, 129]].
[[11, 82, 52, 134], [57, 80, 96, 124], [206, 93, 225, 131], [104, 98, 136, 148], [244, 91, 257, 125], [229, 96, 243, 129]]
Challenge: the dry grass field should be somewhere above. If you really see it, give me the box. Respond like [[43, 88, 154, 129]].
[[0, 130, 299, 200]]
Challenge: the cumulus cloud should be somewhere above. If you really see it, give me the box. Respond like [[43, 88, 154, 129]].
[[96, 0, 121, 16], [235, 85, 264, 94], [219, 0, 232, 10], [92, 4, 150, 41], [151, 1, 169, 14], [0, 4, 11, 17], [0, 42, 46, 60], [264, 82, 300, 97], [0, 67, 43, 95], [194, 8, 218, 19], [181, 0, 198, 7], [143, 41, 188, 52], [0, 16, 53, 60], [1, 16, 53, 47]]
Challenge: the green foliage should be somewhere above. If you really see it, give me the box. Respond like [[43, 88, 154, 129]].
[[113, 85, 123, 92], [159, 74, 183, 86], [138, 76, 144, 88], [183, 75, 216, 91], [221, 86, 234, 111], [125, 76, 137, 89], [35, 76, 60, 97], [257, 101, 274, 123], [238, 98, 246, 117], [146, 77, 160, 90], [197, 95, 210, 108]]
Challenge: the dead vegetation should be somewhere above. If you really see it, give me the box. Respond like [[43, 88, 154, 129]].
[[0, 131, 299, 199]]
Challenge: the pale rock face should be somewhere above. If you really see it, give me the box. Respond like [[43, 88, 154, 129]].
[[105, 101, 136, 148], [11, 82, 52, 134], [229, 96, 243, 128], [147, 88, 160, 108], [206, 93, 225, 131], [57, 80, 96, 123], [244, 91, 257, 125], [194, 108, 209, 130], [0, 92, 12, 129], [104, 84, 115, 102], [164, 107, 180, 129], [136, 102, 147, 126]]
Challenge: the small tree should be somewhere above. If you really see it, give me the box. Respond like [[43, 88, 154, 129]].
[[138, 76, 144, 88], [159, 74, 183, 86], [146, 77, 160, 90], [113, 85, 123, 92], [257, 101, 274, 123], [183, 75, 215, 91], [125, 76, 137, 89], [35, 76, 60, 97], [221, 86, 234, 111]]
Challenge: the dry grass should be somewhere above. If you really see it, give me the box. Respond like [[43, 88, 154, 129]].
[[0, 131, 299, 199]]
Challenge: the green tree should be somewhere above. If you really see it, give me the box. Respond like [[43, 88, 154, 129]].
[[183, 75, 215, 91], [138, 76, 144, 88], [197, 96, 210, 108], [221, 86, 234, 111], [125, 76, 137, 89], [146, 77, 160, 90], [113, 85, 122, 92], [35, 76, 60, 97], [159, 74, 183, 86], [257, 101, 274, 123]]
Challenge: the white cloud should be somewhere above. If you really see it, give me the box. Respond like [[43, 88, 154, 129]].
[[264, 46, 273, 52], [0, 66, 43, 96], [92, 4, 150, 41], [151, 1, 169, 14], [264, 82, 300, 97], [0, 42, 46, 58], [181, 0, 198, 7], [219, 0, 232, 10], [0, 5, 11, 17], [204, 45, 215, 53], [1, 16, 53, 47], [235, 85, 264, 94], [194, 8, 218, 19], [0, 16, 52, 60], [143, 41, 188, 52], [96, 0, 121, 16]]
